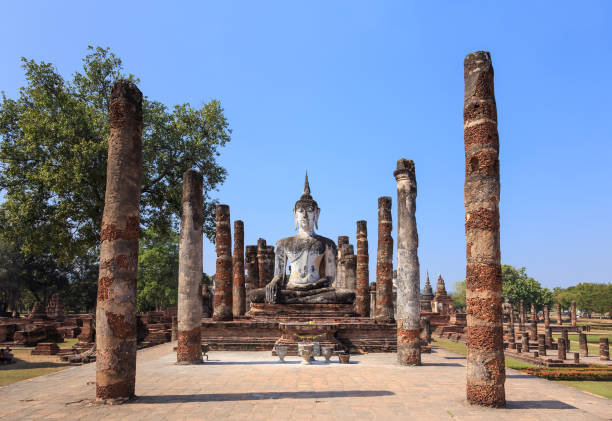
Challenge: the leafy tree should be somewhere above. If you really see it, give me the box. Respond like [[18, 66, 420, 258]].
[[502, 265, 552, 310], [137, 226, 179, 312], [451, 280, 466, 310], [554, 283, 612, 318], [0, 46, 231, 265]]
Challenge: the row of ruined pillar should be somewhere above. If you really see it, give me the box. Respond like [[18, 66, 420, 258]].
[[94, 51, 533, 408]]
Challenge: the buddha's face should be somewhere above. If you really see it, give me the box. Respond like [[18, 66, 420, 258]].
[[294, 203, 319, 233]]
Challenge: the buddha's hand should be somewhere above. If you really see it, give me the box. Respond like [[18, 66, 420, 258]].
[[265, 276, 282, 304]]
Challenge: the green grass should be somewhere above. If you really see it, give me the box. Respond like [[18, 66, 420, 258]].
[[0, 348, 74, 387], [555, 380, 612, 399], [58, 338, 78, 349], [433, 337, 612, 400]]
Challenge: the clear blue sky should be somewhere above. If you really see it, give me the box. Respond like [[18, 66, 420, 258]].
[[1, 1, 611, 290]]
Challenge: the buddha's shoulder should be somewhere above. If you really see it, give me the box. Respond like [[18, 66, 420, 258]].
[[275, 234, 337, 250]]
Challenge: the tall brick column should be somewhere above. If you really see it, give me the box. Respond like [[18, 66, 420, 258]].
[[519, 300, 525, 331], [213, 205, 233, 321], [507, 304, 515, 347], [464, 51, 505, 407], [375, 197, 394, 322], [579, 333, 588, 357], [600, 338, 610, 361], [344, 246, 357, 291], [545, 327, 553, 349], [370, 283, 377, 319], [96, 80, 142, 402], [394, 159, 421, 365], [355, 221, 370, 317], [543, 305, 550, 328], [557, 304, 563, 325], [245, 245, 259, 303], [571, 301, 577, 327], [232, 221, 246, 317], [176, 169, 203, 364], [257, 239, 274, 288], [529, 303, 537, 341]]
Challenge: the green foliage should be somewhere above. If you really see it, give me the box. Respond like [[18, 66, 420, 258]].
[[137, 226, 179, 312], [0, 46, 230, 263], [501, 265, 552, 310], [451, 280, 466, 309], [0, 46, 231, 311], [553, 283, 612, 317]]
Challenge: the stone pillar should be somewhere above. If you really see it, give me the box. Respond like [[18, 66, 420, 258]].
[[394, 159, 421, 365], [266, 246, 275, 285], [95, 80, 142, 402], [573, 352, 580, 364], [171, 316, 178, 342], [370, 283, 377, 319], [600, 338, 610, 361], [176, 169, 203, 364], [464, 51, 505, 407], [519, 300, 525, 331], [521, 332, 529, 353], [257, 239, 270, 288], [336, 236, 349, 288], [543, 305, 550, 328], [529, 321, 537, 342], [245, 245, 259, 301], [545, 327, 553, 349], [571, 301, 577, 327], [579, 333, 588, 357], [344, 248, 356, 291], [212, 205, 233, 321], [232, 220, 246, 318], [537, 334, 546, 356], [507, 316, 515, 345], [355, 221, 370, 317], [558, 338, 566, 360], [561, 328, 569, 345], [556, 304, 562, 325], [375, 197, 394, 322]]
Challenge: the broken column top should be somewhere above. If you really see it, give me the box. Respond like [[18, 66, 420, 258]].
[[338, 236, 349, 246], [257, 238, 267, 249], [110, 79, 142, 104], [182, 169, 203, 203], [357, 220, 367, 234], [393, 158, 416, 182]]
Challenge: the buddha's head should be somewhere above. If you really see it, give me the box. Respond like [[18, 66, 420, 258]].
[[294, 172, 320, 233]]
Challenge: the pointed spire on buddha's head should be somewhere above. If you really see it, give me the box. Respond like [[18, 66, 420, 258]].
[[294, 171, 319, 211]]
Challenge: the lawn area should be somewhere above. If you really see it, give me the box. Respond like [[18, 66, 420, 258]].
[[432, 337, 612, 400], [556, 381, 612, 399], [0, 348, 74, 387], [58, 338, 78, 349]]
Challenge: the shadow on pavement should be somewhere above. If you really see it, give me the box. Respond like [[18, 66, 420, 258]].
[[506, 400, 577, 410], [134, 390, 394, 403], [506, 374, 535, 379], [422, 362, 464, 367]]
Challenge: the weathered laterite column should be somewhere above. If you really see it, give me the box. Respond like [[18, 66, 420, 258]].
[[545, 327, 553, 349], [557, 304, 563, 325], [245, 246, 259, 295], [96, 80, 142, 402], [529, 303, 537, 341], [369, 283, 377, 319], [355, 221, 370, 317], [344, 246, 357, 291], [537, 334, 546, 356], [579, 333, 588, 357], [519, 300, 525, 331], [600, 338, 610, 361], [213, 205, 233, 321], [558, 338, 566, 360], [232, 221, 246, 317], [177, 169, 203, 365], [464, 51, 505, 407], [507, 307, 515, 348], [257, 238, 272, 288], [521, 332, 529, 353], [375, 197, 394, 322], [543, 305, 550, 328], [571, 301, 577, 327], [394, 159, 421, 365]]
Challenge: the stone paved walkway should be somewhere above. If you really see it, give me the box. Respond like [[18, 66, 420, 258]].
[[0, 342, 610, 420]]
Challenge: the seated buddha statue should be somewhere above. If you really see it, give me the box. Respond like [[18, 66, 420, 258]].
[[249, 174, 355, 305]]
